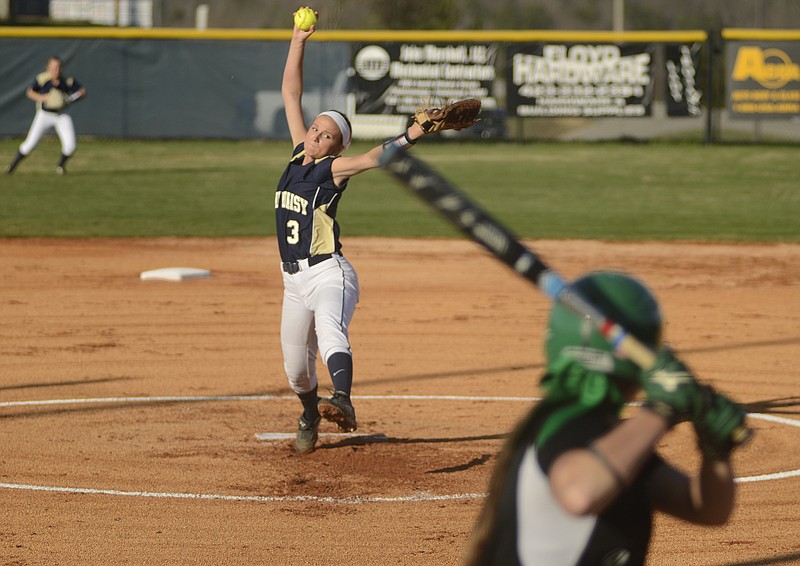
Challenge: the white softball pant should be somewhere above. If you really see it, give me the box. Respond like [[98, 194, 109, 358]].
[[19, 109, 77, 156], [280, 254, 359, 395]]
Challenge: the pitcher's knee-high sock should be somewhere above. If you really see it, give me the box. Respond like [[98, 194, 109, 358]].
[[327, 352, 353, 396], [298, 386, 320, 422]]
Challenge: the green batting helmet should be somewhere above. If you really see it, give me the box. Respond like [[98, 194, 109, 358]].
[[545, 271, 662, 381]]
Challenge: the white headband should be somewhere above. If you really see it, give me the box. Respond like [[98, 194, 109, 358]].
[[317, 111, 351, 150]]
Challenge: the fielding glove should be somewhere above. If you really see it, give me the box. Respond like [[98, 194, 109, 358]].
[[412, 98, 481, 134]]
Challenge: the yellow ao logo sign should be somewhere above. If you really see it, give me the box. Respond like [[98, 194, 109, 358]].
[[731, 46, 800, 88]]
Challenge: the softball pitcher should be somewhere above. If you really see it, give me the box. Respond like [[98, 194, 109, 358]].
[[277, 12, 478, 454], [467, 271, 747, 565], [6, 56, 87, 175]]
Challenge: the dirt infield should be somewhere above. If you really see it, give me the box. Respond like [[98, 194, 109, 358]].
[[1, 237, 798, 565]]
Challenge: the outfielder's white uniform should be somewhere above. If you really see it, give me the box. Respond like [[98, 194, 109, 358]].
[[20, 72, 82, 158], [275, 142, 360, 396], [20, 107, 77, 157], [7, 66, 85, 175]]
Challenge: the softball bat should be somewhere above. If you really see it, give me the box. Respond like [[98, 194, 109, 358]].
[[379, 146, 753, 447]]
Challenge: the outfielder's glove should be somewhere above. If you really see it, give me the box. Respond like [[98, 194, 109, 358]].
[[412, 98, 481, 134], [641, 347, 702, 427], [43, 89, 68, 112], [692, 385, 751, 460]]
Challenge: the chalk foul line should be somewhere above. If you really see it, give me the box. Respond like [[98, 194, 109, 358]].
[[0, 482, 486, 504], [0, 394, 797, 502]]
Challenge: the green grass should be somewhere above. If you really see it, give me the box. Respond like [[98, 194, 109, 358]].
[[2, 137, 798, 241]]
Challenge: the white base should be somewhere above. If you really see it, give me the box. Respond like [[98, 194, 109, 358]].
[[139, 267, 211, 282]]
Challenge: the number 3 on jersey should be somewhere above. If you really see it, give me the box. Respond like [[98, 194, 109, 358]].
[[286, 219, 300, 244]]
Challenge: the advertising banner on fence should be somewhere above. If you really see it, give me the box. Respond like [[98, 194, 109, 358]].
[[665, 43, 703, 117], [351, 43, 499, 116], [726, 42, 800, 119], [507, 43, 655, 117]]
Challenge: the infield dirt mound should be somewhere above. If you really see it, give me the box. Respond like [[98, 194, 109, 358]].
[[0, 237, 797, 565]]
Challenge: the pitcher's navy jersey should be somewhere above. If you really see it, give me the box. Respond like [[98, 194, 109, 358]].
[[275, 143, 349, 263]]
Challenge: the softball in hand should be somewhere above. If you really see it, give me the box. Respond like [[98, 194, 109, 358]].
[[293, 7, 317, 31]]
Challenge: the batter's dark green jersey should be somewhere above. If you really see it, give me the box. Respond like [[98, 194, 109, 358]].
[[478, 407, 663, 565]]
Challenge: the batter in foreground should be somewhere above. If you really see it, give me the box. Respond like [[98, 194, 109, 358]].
[[467, 271, 748, 565]]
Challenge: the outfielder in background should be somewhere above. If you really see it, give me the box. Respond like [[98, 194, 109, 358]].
[[6, 56, 87, 175], [467, 271, 747, 565], [276, 9, 479, 454]]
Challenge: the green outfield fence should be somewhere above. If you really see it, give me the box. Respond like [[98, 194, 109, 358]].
[[0, 26, 798, 143]]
